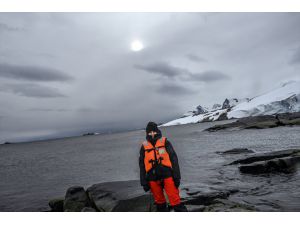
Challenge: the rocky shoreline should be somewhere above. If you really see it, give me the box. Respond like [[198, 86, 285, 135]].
[[48, 148, 300, 212], [205, 112, 300, 132]]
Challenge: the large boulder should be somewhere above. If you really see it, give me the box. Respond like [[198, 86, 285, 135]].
[[86, 180, 155, 212], [64, 186, 91, 212]]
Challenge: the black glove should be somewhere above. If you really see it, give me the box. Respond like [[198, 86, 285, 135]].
[[174, 179, 180, 188], [143, 184, 150, 192]]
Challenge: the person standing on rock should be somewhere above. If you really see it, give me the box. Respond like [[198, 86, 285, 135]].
[[139, 121, 188, 212]]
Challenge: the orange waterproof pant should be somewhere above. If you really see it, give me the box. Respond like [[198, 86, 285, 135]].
[[149, 177, 181, 206]]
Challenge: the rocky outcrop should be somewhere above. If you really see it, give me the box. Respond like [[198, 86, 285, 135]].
[[229, 149, 300, 165], [216, 148, 254, 155], [49, 180, 255, 212], [227, 149, 300, 175], [205, 112, 300, 132]]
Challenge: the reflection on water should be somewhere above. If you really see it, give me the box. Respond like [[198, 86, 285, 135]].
[[0, 120, 300, 211]]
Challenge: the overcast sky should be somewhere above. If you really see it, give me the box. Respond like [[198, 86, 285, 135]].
[[0, 13, 300, 142]]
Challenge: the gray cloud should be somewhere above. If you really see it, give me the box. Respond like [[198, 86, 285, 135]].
[[155, 83, 195, 96], [186, 54, 206, 62], [290, 47, 300, 65], [134, 62, 188, 78], [190, 70, 231, 82], [0, 13, 300, 143], [0, 63, 74, 82], [0, 83, 66, 98], [27, 108, 70, 112], [135, 61, 230, 83], [0, 22, 22, 32]]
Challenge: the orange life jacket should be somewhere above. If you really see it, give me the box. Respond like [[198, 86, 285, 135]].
[[142, 136, 172, 173]]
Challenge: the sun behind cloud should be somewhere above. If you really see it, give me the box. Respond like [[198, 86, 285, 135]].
[[130, 40, 144, 52]]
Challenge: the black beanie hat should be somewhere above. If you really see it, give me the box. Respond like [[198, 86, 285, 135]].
[[146, 121, 159, 133]]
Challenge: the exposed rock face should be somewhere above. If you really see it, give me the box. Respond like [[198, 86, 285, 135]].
[[205, 112, 300, 132], [217, 148, 254, 155], [227, 149, 300, 175], [212, 104, 222, 110], [64, 186, 91, 212], [276, 112, 300, 126], [195, 105, 208, 115]]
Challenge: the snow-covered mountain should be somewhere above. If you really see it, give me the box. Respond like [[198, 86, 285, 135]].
[[228, 81, 300, 118], [161, 80, 300, 127]]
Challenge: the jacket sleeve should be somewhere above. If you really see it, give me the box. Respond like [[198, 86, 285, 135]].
[[165, 140, 181, 181], [139, 145, 148, 187]]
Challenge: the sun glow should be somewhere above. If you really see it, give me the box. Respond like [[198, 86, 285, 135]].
[[131, 40, 144, 52]]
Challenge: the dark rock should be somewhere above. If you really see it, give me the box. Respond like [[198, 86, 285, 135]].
[[222, 98, 231, 109], [49, 198, 64, 212], [185, 205, 205, 212], [239, 156, 300, 174], [205, 112, 300, 132], [81, 207, 97, 212], [216, 112, 228, 121], [202, 199, 257, 212], [276, 112, 300, 126], [86, 180, 155, 212], [64, 186, 91, 212], [182, 190, 231, 206], [229, 149, 300, 165], [202, 117, 213, 122], [217, 148, 254, 155]]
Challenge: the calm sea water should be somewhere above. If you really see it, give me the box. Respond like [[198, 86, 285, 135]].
[[1, 120, 300, 211]]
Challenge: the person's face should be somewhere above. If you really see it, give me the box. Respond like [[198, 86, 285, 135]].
[[148, 131, 157, 139]]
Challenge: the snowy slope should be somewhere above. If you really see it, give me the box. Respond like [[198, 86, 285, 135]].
[[162, 80, 300, 127], [162, 109, 228, 126], [228, 81, 300, 118]]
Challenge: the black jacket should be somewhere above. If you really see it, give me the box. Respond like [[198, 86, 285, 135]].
[[139, 137, 181, 187]]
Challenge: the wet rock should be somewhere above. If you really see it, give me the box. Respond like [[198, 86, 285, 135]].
[[239, 156, 300, 174], [64, 186, 91, 212], [81, 207, 97, 212], [182, 190, 231, 205], [49, 198, 64, 212], [217, 148, 254, 155], [185, 205, 205, 212], [86, 180, 155, 212], [229, 149, 300, 165], [202, 199, 257, 212]]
